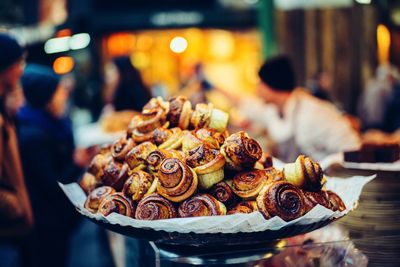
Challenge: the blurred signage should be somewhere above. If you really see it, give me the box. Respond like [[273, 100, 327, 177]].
[[150, 11, 203, 26], [274, 0, 352, 10]]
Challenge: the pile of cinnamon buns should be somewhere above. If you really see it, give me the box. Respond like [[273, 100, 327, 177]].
[[80, 96, 345, 221]]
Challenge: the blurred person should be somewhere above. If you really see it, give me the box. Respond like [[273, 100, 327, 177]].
[[0, 33, 33, 266], [308, 70, 333, 102], [103, 56, 151, 113], [383, 78, 400, 132], [180, 63, 213, 105], [358, 64, 400, 130], [17, 64, 89, 267], [220, 55, 361, 162]]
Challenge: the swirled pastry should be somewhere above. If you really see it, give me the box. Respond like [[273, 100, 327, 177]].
[[125, 142, 157, 170], [194, 128, 227, 149], [303, 190, 330, 212], [186, 145, 225, 189], [190, 103, 229, 132], [283, 155, 324, 192], [79, 172, 99, 194], [135, 193, 177, 220], [326, 190, 346, 212], [111, 136, 135, 162], [257, 181, 305, 221], [167, 96, 192, 129], [178, 194, 226, 217], [220, 131, 262, 171], [209, 181, 237, 208], [84, 186, 116, 213], [122, 170, 158, 201], [156, 158, 198, 202], [231, 169, 270, 199], [98, 193, 135, 217], [227, 201, 258, 215], [101, 161, 130, 190], [88, 153, 112, 181], [146, 149, 185, 173], [152, 127, 172, 146], [158, 128, 187, 150], [181, 132, 203, 152]]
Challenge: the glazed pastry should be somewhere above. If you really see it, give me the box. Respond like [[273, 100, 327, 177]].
[[190, 103, 212, 129], [158, 128, 187, 150], [258, 152, 273, 169], [167, 96, 192, 129], [257, 181, 305, 221], [303, 190, 330, 212], [122, 170, 158, 201], [209, 181, 237, 208], [227, 201, 258, 215], [178, 194, 226, 217], [231, 169, 270, 199], [101, 161, 130, 190], [190, 103, 229, 132], [98, 193, 135, 217], [220, 131, 262, 171], [111, 136, 135, 162], [84, 186, 116, 213], [152, 127, 172, 146], [146, 149, 185, 173], [135, 193, 177, 220], [185, 144, 225, 189], [283, 155, 324, 192], [181, 132, 203, 152], [142, 97, 169, 112], [194, 128, 227, 149], [156, 158, 198, 202], [265, 167, 284, 182], [326, 190, 346, 212], [125, 142, 157, 170], [88, 153, 112, 181], [79, 172, 98, 194]]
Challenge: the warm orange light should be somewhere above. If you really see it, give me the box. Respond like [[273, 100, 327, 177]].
[[53, 56, 74, 74], [106, 33, 136, 56], [56, 29, 72, 38], [377, 24, 391, 64]]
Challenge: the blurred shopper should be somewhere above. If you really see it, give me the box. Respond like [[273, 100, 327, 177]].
[[358, 64, 400, 130], [181, 63, 213, 105], [0, 33, 33, 266], [17, 64, 88, 267], [308, 70, 333, 102], [223, 55, 361, 162], [103, 56, 151, 112]]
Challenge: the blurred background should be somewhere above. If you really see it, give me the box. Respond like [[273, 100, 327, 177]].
[[1, 0, 399, 120]]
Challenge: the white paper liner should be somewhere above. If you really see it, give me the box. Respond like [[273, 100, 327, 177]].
[[320, 153, 400, 172], [59, 175, 375, 234]]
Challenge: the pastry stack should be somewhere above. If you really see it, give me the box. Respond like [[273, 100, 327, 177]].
[[80, 96, 345, 222]]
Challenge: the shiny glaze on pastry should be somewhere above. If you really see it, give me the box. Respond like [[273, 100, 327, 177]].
[[135, 193, 177, 220], [178, 193, 226, 217]]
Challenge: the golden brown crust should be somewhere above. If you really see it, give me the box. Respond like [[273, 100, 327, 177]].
[[209, 181, 237, 208], [190, 103, 212, 129], [101, 161, 130, 190], [178, 194, 226, 217], [122, 170, 155, 201], [326, 190, 346, 212], [194, 128, 226, 149], [84, 186, 116, 213], [98, 193, 135, 217], [167, 96, 192, 129], [135, 193, 177, 220], [125, 142, 157, 170], [111, 137, 135, 162], [221, 131, 262, 171], [156, 158, 198, 202], [227, 201, 258, 215], [88, 154, 112, 181], [303, 190, 330, 212], [231, 169, 270, 199], [79, 172, 99, 194], [256, 181, 305, 221], [152, 128, 172, 146], [146, 149, 185, 173]]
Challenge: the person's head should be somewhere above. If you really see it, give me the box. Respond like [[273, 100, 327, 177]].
[[257, 55, 296, 107], [21, 64, 69, 118], [0, 33, 25, 95], [104, 56, 150, 111]]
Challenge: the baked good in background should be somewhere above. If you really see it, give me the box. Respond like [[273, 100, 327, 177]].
[[344, 142, 400, 163], [80, 96, 345, 222]]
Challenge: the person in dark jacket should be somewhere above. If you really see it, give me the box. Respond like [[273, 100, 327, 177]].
[[17, 64, 83, 267]]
